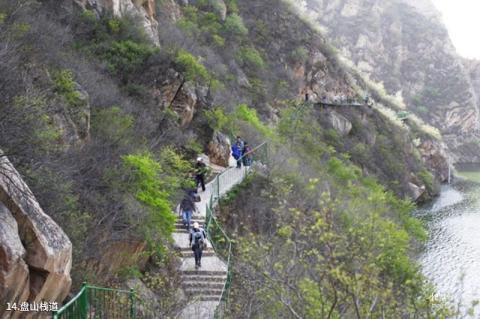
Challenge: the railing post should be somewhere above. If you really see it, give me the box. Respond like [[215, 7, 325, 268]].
[[129, 288, 135, 319], [52, 310, 58, 319], [216, 175, 220, 199], [80, 282, 88, 319]]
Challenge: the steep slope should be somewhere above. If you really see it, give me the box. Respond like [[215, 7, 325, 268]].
[[0, 0, 452, 317], [294, 0, 480, 163]]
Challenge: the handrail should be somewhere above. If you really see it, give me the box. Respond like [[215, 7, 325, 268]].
[[51, 142, 268, 319], [204, 141, 268, 318], [52, 283, 87, 318]]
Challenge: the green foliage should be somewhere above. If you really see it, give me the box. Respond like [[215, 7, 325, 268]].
[[204, 107, 234, 131], [290, 46, 309, 63], [223, 13, 248, 37], [175, 50, 211, 83], [52, 69, 83, 107], [224, 0, 239, 13], [107, 18, 122, 33], [419, 169, 436, 194], [212, 34, 225, 47], [0, 12, 6, 24], [91, 106, 134, 145], [122, 149, 192, 250], [235, 104, 273, 138], [105, 40, 158, 75], [237, 47, 265, 69]]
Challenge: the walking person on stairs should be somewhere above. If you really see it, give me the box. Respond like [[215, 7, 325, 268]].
[[180, 191, 197, 231], [194, 157, 208, 192], [190, 222, 207, 269]]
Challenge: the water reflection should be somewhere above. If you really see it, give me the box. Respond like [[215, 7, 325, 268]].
[[417, 182, 480, 317]]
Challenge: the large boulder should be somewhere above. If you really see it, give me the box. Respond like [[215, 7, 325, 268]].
[[327, 111, 353, 136], [207, 132, 232, 167], [0, 155, 72, 317], [155, 69, 203, 127], [0, 203, 29, 312]]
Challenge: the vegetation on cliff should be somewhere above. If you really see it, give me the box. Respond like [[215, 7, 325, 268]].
[[0, 0, 455, 317]]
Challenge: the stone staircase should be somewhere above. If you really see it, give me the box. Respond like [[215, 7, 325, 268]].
[[174, 159, 245, 319]]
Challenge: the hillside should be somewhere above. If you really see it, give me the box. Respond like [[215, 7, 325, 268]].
[[294, 0, 480, 163], [0, 0, 459, 318]]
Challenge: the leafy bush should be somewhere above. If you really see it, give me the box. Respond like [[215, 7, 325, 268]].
[[290, 46, 309, 63], [91, 106, 134, 145], [104, 40, 158, 75], [235, 104, 273, 138], [53, 69, 83, 107], [223, 13, 248, 37], [237, 47, 265, 69], [122, 149, 192, 250], [175, 50, 211, 83], [204, 107, 234, 131]]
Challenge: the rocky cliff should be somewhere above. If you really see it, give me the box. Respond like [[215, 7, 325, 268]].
[[293, 0, 480, 163], [0, 0, 453, 316], [0, 154, 72, 318]]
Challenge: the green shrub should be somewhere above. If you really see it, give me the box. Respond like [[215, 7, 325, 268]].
[[204, 107, 233, 131], [175, 50, 211, 83], [104, 40, 158, 75], [290, 46, 309, 63], [53, 69, 83, 107], [237, 47, 265, 69], [212, 34, 225, 47], [0, 12, 6, 24], [418, 169, 435, 193], [235, 104, 273, 138], [223, 13, 248, 37], [107, 18, 122, 33], [224, 0, 239, 13], [91, 106, 134, 145], [122, 149, 192, 250]]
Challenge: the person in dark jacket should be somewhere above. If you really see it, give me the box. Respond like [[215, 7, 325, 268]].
[[180, 193, 197, 231], [189, 222, 207, 269], [242, 142, 253, 167], [195, 157, 207, 192]]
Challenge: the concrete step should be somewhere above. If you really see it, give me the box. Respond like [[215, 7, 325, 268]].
[[181, 274, 227, 283], [181, 251, 216, 257], [179, 247, 214, 252], [182, 281, 225, 290], [181, 270, 227, 276], [185, 288, 223, 297]]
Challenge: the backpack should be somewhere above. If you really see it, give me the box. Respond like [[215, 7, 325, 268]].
[[193, 230, 205, 246]]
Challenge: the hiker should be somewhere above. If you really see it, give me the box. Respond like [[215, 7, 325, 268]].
[[190, 222, 207, 269], [180, 192, 197, 231], [242, 142, 253, 167], [232, 141, 243, 168], [195, 157, 207, 192], [235, 136, 244, 150]]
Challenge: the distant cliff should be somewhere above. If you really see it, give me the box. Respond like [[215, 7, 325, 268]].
[[293, 0, 480, 163]]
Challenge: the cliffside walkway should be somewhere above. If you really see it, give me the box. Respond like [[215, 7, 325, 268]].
[[51, 142, 267, 319], [175, 142, 268, 319]]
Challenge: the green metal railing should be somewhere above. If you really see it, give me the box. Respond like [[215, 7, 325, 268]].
[[52, 283, 156, 319], [203, 142, 269, 318], [53, 142, 268, 319]]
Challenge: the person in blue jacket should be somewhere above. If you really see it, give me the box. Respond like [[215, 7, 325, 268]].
[[232, 140, 243, 168]]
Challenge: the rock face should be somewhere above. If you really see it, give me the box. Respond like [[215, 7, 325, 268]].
[[207, 131, 232, 167], [294, 0, 480, 163], [327, 111, 352, 136], [418, 138, 450, 183], [75, 0, 160, 45], [153, 69, 204, 127], [0, 154, 72, 317]]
